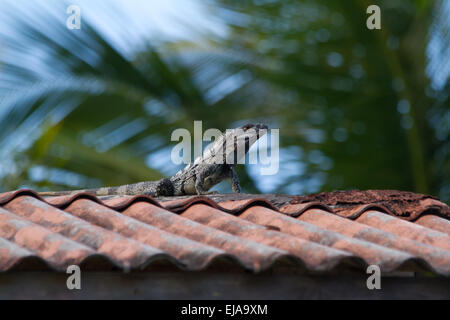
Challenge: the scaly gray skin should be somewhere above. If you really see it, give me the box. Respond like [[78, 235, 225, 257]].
[[39, 123, 268, 197]]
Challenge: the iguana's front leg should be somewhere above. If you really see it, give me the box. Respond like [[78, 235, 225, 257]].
[[195, 165, 219, 195], [229, 167, 241, 193]]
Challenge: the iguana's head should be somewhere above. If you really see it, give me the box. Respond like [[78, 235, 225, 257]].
[[200, 123, 268, 165], [224, 123, 268, 165], [239, 123, 268, 150], [238, 123, 268, 135]]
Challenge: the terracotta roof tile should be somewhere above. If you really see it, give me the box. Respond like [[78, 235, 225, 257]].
[[180, 204, 355, 270], [238, 206, 419, 271], [0, 189, 449, 275], [0, 207, 94, 269], [63, 199, 232, 270], [415, 215, 450, 236], [2, 195, 170, 270], [120, 201, 292, 271], [355, 210, 450, 251]]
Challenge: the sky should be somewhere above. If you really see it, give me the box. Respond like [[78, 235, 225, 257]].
[[426, 0, 450, 90], [0, 0, 227, 58], [74, 0, 228, 56]]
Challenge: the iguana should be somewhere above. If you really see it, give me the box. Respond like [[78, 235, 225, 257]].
[[39, 123, 268, 197]]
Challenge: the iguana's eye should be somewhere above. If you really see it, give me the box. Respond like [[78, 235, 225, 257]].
[[256, 123, 268, 130], [241, 123, 255, 131]]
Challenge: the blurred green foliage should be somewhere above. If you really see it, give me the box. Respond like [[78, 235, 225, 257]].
[[0, 0, 448, 202]]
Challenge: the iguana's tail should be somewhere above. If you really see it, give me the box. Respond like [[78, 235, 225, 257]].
[[38, 179, 173, 197], [38, 187, 114, 197]]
